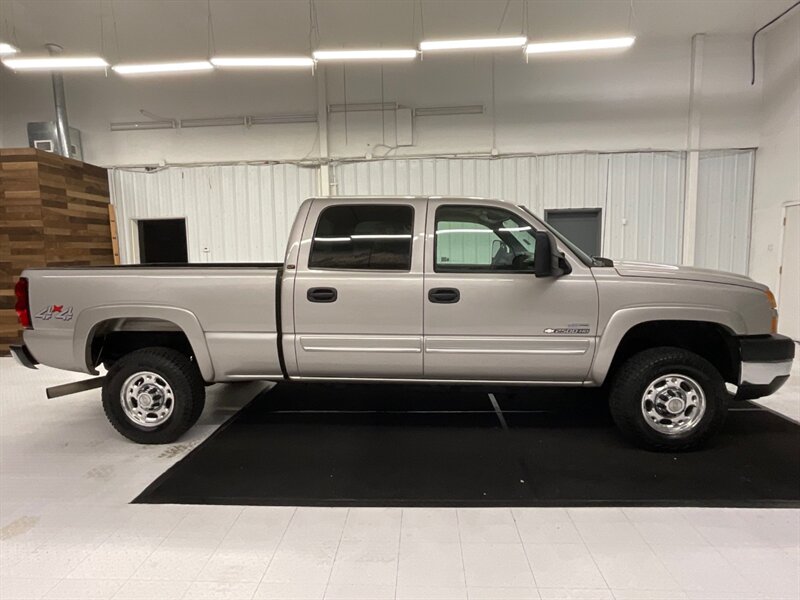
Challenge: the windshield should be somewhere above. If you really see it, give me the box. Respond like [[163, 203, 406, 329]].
[[518, 206, 608, 267]]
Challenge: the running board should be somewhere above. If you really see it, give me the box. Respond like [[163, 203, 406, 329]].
[[46, 377, 105, 399]]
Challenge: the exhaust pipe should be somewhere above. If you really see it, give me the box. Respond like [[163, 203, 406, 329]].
[[45, 43, 71, 158]]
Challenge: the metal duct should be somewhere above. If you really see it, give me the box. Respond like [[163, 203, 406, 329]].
[[45, 43, 71, 157]]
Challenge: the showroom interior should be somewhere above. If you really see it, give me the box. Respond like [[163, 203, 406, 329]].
[[1, 0, 799, 599]]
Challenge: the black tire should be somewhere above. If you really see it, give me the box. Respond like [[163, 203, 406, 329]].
[[608, 347, 729, 451], [102, 347, 205, 444]]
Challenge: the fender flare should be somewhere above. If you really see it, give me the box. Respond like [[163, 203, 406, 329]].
[[590, 306, 744, 383], [74, 305, 215, 381]]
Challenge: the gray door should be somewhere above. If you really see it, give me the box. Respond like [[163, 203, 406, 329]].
[[292, 198, 426, 379], [423, 200, 599, 382], [545, 209, 601, 257]]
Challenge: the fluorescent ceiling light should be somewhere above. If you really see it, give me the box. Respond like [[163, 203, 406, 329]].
[[525, 36, 635, 55], [420, 36, 526, 52], [0, 43, 19, 55], [2, 56, 108, 70], [211, 56, 314, 68], [313, 49, 417, 61], [112, 61, 213, 75]]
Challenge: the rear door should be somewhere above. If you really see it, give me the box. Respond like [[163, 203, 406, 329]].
[[291, 198, 425, 379], [423, 199, 598, 382]]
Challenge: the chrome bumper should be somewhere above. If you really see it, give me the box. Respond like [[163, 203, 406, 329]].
[[740, 360, 793, 386], [736, 334, 795, 400]]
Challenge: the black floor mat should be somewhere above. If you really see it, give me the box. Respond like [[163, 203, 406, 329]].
[[134, 383, 800, 507]]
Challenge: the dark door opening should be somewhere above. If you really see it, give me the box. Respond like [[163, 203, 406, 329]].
[[137, 219, 188, 264], [545, 209, 602, 257]]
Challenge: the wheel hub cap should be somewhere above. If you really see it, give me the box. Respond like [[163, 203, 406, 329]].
[[120, 371, 175, 429], [137, 392, 154, 409], [641, 373, 706, 435]]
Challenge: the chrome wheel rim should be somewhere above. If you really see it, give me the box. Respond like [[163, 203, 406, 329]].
[[641, 373, 706, 435], [120, 371, 175, 428]]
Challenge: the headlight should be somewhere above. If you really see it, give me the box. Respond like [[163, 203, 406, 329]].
[[765, 289, 778, 333]]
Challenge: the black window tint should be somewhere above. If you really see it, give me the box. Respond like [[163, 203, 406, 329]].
[[309, 205, 414, 270]]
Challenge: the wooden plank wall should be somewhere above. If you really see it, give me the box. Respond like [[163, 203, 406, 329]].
[[0, 148, 114, 355]]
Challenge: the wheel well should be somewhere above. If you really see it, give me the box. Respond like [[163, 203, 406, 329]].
[[607, 320, 740, 383], [89, 318, 195, 369]]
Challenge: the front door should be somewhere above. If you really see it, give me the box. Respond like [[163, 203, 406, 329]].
[[423, 200, 598, 382], [292, 198, 425, 379]]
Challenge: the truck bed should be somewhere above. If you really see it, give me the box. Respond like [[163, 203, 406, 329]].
[[22, 264, 284, 382]]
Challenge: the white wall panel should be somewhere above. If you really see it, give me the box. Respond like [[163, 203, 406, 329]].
[[696, 149, 755, 274], [604, 152, 686, 264], [110, 164, 318, 264], [334, 152, 686, 264], [109, 151, 752, 271]]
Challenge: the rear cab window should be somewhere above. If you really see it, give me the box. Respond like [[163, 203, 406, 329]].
[[309, 204, 414, 270]]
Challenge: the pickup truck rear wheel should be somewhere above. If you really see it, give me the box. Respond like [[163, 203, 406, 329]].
[[102, 347, 205, 444], [608, 347, 728, 451]]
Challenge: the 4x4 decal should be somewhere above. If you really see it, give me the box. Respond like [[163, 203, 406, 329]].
[[35, 304, 74, 322]]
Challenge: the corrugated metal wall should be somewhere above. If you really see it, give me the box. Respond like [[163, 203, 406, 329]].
[[695, 150, 754, 274], [108, 150, 753, 271], [109, 164, 318, 263], [334, 152, 687, 264]]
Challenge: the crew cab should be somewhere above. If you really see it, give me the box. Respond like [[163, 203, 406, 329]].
[[12, 196, 795, 450]]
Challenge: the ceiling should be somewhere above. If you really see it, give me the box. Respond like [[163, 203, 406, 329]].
[[0, 0, 794, 62]]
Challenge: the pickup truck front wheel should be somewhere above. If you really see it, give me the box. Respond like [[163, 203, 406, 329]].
[[102, 347, 205, 444], [609, 347, 729, 451]]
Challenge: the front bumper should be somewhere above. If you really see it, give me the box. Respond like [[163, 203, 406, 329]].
[[736, 334, 795, 400], [10, 345, 38, 369]]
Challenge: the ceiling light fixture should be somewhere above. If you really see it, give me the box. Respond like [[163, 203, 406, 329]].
[[525, 36, 635, 55], [112, 61, 214, 75], [0, 42, 19, 55], [313, 49, 417, 61], [210, 56, 314, 68], [2, 56, 108, 70], [420, 36, 527, 52]]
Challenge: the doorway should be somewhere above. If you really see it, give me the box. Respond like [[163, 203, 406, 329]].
[[779, 203, 799, 341], [137, 218, 188, 264], [545, 208, 602, 257]]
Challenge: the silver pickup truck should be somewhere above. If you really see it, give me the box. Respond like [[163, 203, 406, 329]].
[[12, 196, 794, 450]]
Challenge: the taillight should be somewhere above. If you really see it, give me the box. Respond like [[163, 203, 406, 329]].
[[14, 277, 32, 329]]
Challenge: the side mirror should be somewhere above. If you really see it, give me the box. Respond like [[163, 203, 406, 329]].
[[533, 231, 570, 278]]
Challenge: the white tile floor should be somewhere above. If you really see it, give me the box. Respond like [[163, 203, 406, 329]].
[[1, 357, 798, 600]]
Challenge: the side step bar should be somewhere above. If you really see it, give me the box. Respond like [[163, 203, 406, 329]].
[[46, 377, 105, 399]]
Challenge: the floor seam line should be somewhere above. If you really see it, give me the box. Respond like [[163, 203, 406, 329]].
[[487, 393, 509, 431]]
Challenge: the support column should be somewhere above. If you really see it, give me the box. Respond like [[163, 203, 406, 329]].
[[316, 64, 332, 196], [46, 43, 72, 158], [682, 33, 705, 265]]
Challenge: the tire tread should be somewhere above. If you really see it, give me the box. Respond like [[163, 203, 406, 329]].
[[609, 346, 728, 451]]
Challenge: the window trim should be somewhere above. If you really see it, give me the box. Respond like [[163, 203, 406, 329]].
[[433, 204, 539, 274], [308, 203, 416, 272]]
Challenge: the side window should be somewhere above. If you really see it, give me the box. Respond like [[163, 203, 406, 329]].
[[435, 205, 537, 272], [309, 204, 414, 270]]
